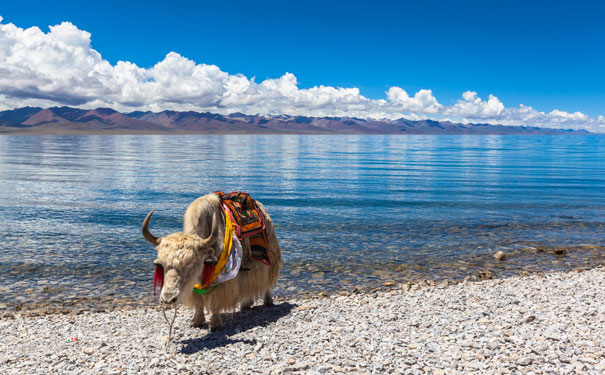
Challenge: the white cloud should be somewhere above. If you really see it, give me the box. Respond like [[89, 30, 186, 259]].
[[445, 91, 505, 118], [0, 17, 604, 132], [386, 88, 442, 114], [450, 102, 605, 133]]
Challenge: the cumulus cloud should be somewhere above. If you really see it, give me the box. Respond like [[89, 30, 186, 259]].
[[445, 91, 505, 118], [386, 88, 442, 114], [0, 17, 603, 132], [492, 105, 605, 131]]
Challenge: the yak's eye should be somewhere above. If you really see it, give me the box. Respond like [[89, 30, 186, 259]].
[[153, 260, 161, 267]]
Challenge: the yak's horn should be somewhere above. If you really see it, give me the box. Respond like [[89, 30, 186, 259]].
[[142, 210, 162, 245], [201, 213, 219, 247]]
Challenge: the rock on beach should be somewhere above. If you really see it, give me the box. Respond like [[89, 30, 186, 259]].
[[2, 267, 605, 374], [493, 250, 507, 261]]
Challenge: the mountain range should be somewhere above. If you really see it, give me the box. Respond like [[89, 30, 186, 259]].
[[0, 106, 591, 135]]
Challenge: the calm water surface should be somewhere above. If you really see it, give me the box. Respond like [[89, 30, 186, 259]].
[[0, 135, 604, 310]]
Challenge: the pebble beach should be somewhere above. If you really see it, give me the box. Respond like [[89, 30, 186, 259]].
[[2, 266, 604, 375]]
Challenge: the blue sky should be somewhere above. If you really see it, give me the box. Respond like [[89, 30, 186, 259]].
[[0, 1, 604, 130]]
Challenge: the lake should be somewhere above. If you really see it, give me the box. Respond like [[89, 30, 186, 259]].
[[0, 135, 604, 312]]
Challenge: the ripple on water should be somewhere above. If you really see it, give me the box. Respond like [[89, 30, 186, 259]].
[[0, 134, 604, 314]]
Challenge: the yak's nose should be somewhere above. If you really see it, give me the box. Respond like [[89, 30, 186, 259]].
[[161, 294, 177, 304]]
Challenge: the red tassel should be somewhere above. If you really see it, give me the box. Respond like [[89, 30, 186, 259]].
[[202, 263, 216, 286], [153, 265, 164, 296]]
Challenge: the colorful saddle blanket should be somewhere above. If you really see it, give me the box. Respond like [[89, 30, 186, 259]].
[[215, 191, 271, 265]]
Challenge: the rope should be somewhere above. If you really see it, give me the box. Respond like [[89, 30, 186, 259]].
[[161, 301, 178, 346]]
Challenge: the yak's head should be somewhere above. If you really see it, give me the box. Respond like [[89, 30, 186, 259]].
[[142, 210, 218, 305]]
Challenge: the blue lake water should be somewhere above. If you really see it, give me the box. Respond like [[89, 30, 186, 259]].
[[0, 135, 604, 311]]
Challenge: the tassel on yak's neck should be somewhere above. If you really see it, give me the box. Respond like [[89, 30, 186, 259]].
[[154, 265, 164, 296], [202, 263, 216, 286]]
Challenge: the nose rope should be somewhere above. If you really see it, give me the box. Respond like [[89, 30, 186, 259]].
[[161, 301, 178, 346]]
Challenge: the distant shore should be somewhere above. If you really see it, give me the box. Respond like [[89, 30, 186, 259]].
[[0, 106, 595, 135], [2, 129, 599, 136], [2, 130, 603, 136], [2, 266, 604, 374]]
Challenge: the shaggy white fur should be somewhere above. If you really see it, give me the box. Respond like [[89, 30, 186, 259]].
[[149, 193, 282, 330]]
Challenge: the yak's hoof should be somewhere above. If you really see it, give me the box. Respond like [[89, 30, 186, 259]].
[[210, 325, 223, 332], [263, 295, 274, 307], [190, 320, 207, 329]]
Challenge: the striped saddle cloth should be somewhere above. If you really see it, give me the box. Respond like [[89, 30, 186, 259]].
[[215, 191, 271, 265]]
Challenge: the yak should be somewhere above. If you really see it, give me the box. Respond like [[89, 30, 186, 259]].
[[142, 193, 282, 330]]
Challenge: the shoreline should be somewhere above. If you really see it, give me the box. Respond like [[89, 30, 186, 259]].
[[2, 247, 605, 320], [2, 266, 605, 374]]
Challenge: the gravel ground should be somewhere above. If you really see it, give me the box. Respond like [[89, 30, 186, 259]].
[[1, 267, 604, 375]]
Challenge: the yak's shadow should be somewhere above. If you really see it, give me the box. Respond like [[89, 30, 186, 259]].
[[180, 302, 295, 354]]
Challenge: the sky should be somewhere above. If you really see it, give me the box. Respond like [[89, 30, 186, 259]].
[[0, 0, 604, 131]]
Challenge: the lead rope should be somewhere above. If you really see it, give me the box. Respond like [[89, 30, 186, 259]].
[[161, 301, 178, 347]]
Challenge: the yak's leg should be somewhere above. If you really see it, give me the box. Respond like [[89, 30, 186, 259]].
[[190, 294, 207, 328], [209, 310, 223, 331], [240, 299, 254, 310], [263, 290, 274, 307]]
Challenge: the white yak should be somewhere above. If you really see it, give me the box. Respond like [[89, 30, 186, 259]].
[[142, 193, 281, 330]]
